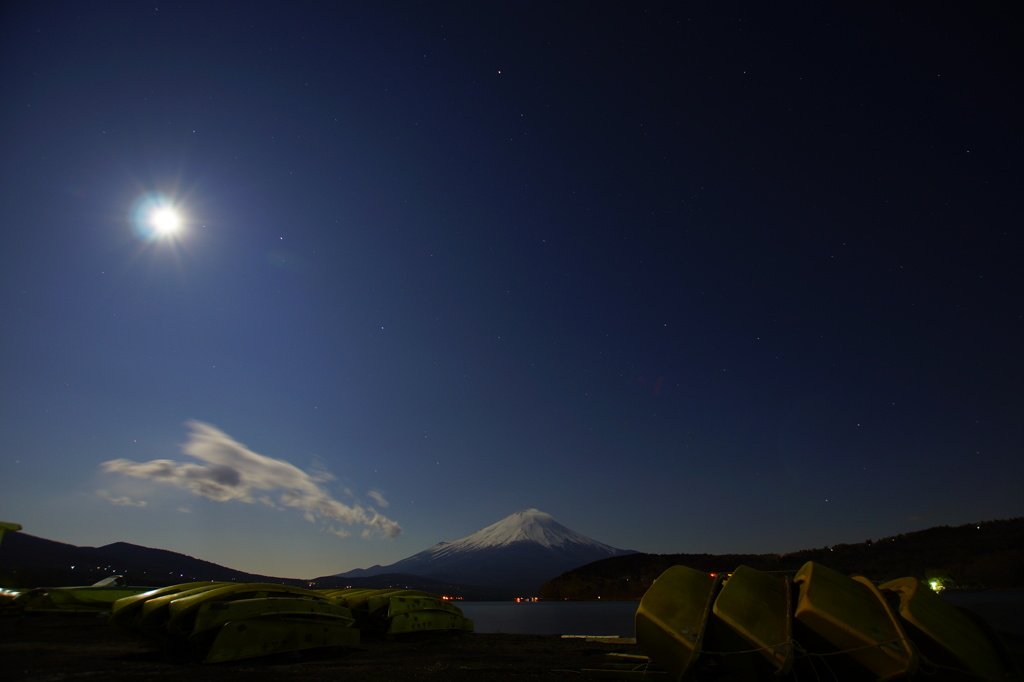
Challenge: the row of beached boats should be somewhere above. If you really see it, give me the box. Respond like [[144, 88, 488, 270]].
[[2, 579, 473, 662], [112, 582, 472, 662], [635, 561, 1021, 681]]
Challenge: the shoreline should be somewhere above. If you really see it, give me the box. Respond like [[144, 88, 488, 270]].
[[2, 613, 637, 681], [5, 608, 1022, 681]]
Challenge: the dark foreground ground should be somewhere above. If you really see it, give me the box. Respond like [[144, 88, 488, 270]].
[[5, 612, 1023, 681], [1, 613, 640, 681]]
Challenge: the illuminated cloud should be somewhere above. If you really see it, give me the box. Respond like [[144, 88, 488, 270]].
[[101, 420, 401, 539], [97, 490, 147, 507], [368, 489, 390, 508]]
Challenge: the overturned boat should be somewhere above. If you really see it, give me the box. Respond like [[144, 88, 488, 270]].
[[108, 582, 472, 662], [320, 587, 473, 635], [1, 575, 152, 614], [634, 564, 722, 680], [636, 561, 1021, 681]]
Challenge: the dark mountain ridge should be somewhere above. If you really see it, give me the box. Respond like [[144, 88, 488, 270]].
[[0, 531, 300, 588], [0, 531, 509, 596], [540, 517, 1024, 599], [4, 516, 1020, 598]]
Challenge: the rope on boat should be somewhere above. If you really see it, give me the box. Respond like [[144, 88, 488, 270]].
[[700, 640, 793, 657], [791, 636, 909, 658], [698, 636, 911, 660]]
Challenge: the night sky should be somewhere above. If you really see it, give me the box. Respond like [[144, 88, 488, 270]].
[[2, 3, 1021, 580]]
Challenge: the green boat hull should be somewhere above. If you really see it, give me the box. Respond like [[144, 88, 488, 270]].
[[635, 561, 1019, 681]]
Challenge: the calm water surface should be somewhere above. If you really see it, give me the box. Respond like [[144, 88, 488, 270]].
[[459, 601, 639, 637], [458, 592, 1022, 638], [942, 591, 1024, 635]]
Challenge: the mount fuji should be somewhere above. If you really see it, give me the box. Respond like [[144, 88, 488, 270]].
[[335, 509, 636, 594]]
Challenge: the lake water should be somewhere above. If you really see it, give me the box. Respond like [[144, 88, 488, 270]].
[[943, 591, 1024, 636], [458, 592, 1023, 638]]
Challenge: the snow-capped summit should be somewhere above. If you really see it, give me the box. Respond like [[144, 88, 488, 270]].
[[439, 508, 623, 552], [336, 509, 635, 593]]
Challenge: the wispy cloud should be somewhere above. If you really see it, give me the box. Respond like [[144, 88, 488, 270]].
[[97, 490, 147, 507], [101, 421, 401, 539], [367, 489, 390, 508]]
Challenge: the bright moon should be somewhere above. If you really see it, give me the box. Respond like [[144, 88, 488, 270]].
[[149, 207, 181, 235]]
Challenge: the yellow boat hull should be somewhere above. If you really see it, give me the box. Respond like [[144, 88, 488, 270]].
[[635, 564, 721, 681], [711, 565, 793, 677], [794, 562, 918, 680], [881, 576, 1020, 681]]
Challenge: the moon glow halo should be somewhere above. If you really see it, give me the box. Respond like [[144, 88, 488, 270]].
[[130, 192, 186, 242]]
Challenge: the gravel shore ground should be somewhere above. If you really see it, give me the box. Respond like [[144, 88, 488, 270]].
[[5, 611, 1022, 681], [2, 613, 640, 681]]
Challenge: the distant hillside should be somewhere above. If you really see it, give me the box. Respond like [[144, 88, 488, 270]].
[[5, 517, 1020, 599], [0, 532, 302, 588], [540, 517, 1024, 600], [0, 532, 519, 598]]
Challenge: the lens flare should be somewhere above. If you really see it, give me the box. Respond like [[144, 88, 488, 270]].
[[150, 207, 180, 235], [130, 193, 185, 242]]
